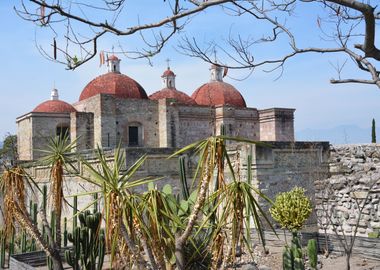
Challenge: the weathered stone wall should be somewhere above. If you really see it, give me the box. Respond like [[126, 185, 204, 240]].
[[17, 115, 33, 160], [237, 141, 330, 226], [17, 112, 71, 160], [70, 111, 94, 151], [316, 144, 380, 237], [178, 105, 214, 146], [258, 108, 295, 141]]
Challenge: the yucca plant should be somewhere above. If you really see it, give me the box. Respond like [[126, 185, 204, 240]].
[[76, 136, 274, 269], [38, 133, 77, 249], [79, 145, 158, 269], [0, 166, 64, 269], [170, 135, 273, 270]]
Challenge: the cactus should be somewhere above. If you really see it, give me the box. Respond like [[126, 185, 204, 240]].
[[283, 245, 294, 270], [65, 211, 105, 270], [42, 185, 48, 240], [282, 232, 305, 270], [307, 239, 318, 269], [372, 118, 376, 143], [63, 218, 68, 247], [65, 227, 81, 270], [292, 235, 304, 270], [93, 193, 98, 213], [30, 202, 38, 251], [9, 231, 15, 255], [21, 230, 27, 253], [73, 196, 78, 231], [0, 232, 5, 268], [47, 211, 56, 270], [179, 156, 189, 200]]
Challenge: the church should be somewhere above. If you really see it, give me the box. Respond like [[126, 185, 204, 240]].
[[16, 55, 295, 160]]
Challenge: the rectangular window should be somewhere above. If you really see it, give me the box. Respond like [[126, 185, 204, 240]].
[[129, 126, 138, 146], [56, 126, 70, 140]]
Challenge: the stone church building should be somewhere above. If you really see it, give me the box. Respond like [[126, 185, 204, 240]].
[[16, 55, 295, 160]]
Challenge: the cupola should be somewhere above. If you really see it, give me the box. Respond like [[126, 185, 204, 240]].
[[191, 64, 246, 108], [149, 65, 195, 105]]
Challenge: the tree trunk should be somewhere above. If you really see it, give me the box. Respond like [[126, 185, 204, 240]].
[[51, 251, 64, 270], [345, 252, 351, 270], [175, 232, 185, 270]]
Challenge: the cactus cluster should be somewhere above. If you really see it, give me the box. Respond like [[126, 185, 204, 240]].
[[270, 187, 312, 231], [283, 232, 305, 270], [283, 233, 318, 270], [64, 210, 105, 270]]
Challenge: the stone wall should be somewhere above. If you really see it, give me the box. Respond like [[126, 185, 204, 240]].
[[237, 141, 330, 226], [259, 108, 295, 141], [316, 144, 380, 237], [17, 112, 71, 160]]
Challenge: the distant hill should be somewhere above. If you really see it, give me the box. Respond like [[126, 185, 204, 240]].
[[296, 125, 377, 145]]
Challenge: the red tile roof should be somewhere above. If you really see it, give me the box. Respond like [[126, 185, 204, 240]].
[[149, 88, 196, 105], [191, 81, 246, 108], [108, 54, 119, 61], [162, 68, 175, 77], [33, 100, 76, 113], [79, 72, 148, 101]]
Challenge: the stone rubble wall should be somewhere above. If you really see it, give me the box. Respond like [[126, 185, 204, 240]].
[[316, 144, 380, 237]]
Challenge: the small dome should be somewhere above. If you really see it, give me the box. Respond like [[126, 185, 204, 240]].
[[162, 68, 175, 77], [33, 100, 76, 113], [150, 88, 196, 105], [79, 72, 148, 101], [191, 81, 246, 108], [108, 54, 119, 61]]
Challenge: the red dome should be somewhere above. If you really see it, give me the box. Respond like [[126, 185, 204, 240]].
[[191, 81, 246, 108], [162, 68, 175, 77], [79, 72, 148, 101], [108, 54, 119, 61], [149, 88, 196, 105], [33, 100, 76, 113]]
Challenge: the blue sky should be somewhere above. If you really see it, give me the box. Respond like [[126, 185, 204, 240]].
[[1, 1, 379, 143]]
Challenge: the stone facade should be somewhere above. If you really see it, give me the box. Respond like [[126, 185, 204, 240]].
[[316, 144, 380, 237], [238, 141, 330, 226], [17, 112, 71, 160], [259, 108, 295, 141], [16, 61, 296, 161]]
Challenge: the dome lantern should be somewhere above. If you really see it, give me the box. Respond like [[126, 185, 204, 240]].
[[51, 88, 59, 100], [210, 64, 223, 82], [161, 67, 176, 89], [107, 54, 121, 73]]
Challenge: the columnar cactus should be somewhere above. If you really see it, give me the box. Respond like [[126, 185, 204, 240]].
[[307, 239, 318, 269], [179, 156, 189, 200], [282, 232, 305, 270], [65, 211, 105, 270]]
